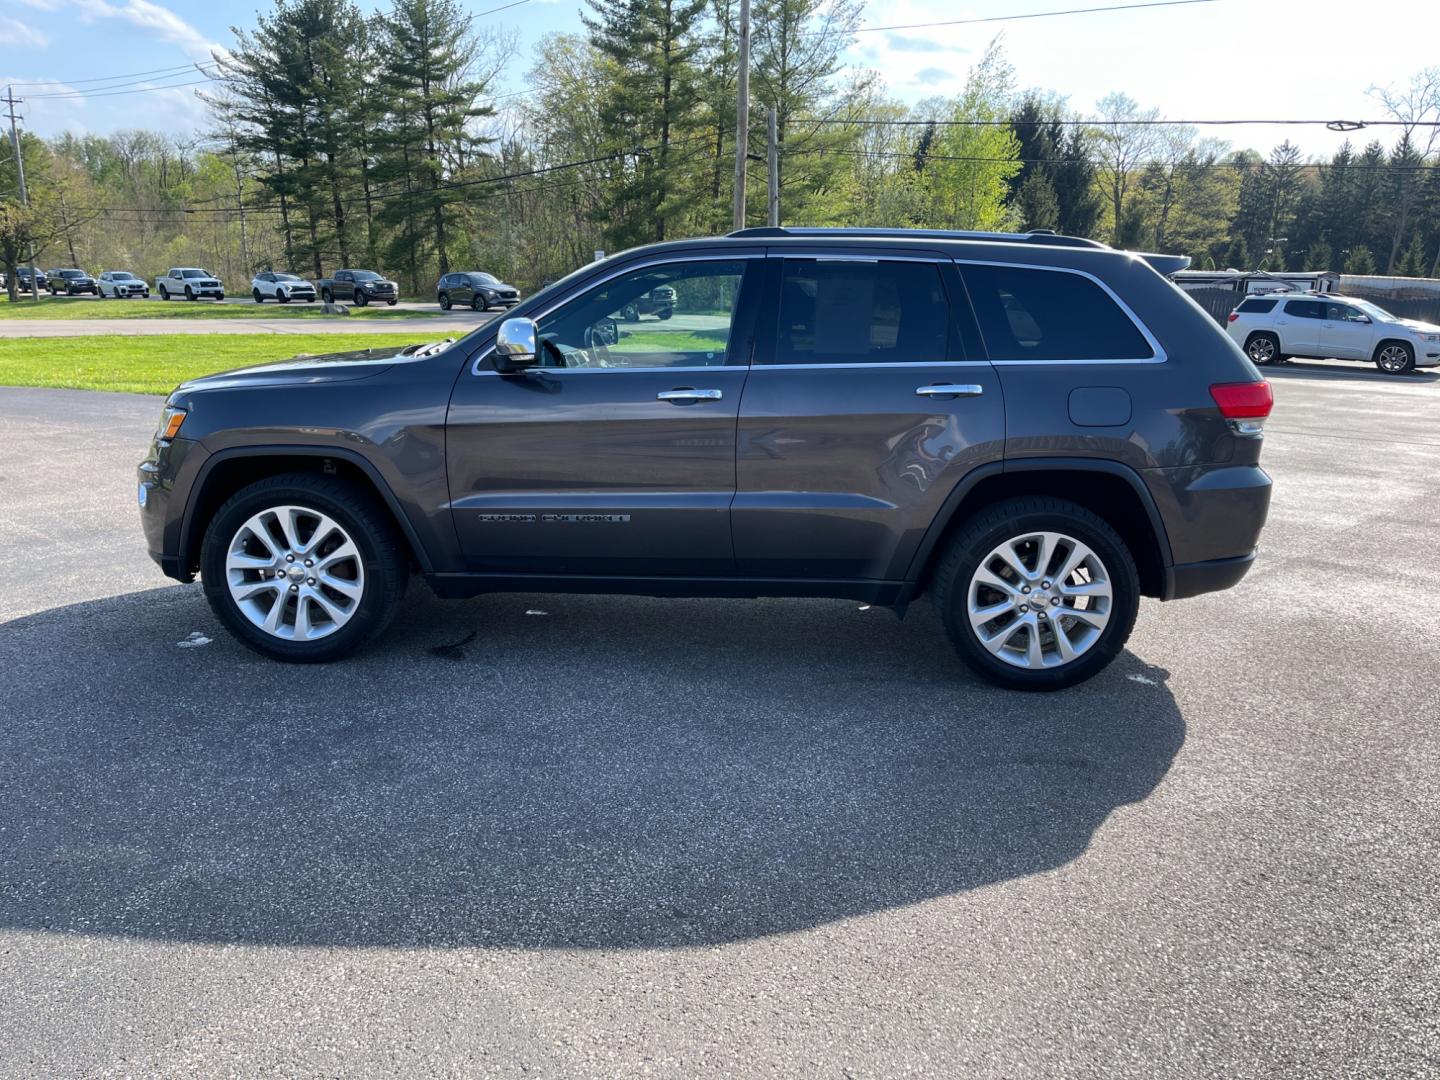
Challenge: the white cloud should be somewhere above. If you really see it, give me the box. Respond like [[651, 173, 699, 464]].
[[82, 0, 222, 59], [0, 16, 49, 49]]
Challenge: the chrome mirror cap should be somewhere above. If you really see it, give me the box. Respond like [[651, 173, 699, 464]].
[[495, 317, 539, 370]]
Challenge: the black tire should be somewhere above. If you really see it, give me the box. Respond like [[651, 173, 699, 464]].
[[470, 295, 486, 312], [159, 285, 169, 300], [657, 307, 673, 320], [354, 291, 368, 307], [277, 290, 289, 303], [438, 292, 451, 310], [386, 299, 397, 306], [185, 286, 195, 301], [200, 473, 409, 663], [621, 304, 639, 322], [1244, 332, 1282, 366], [253, 288, 264, 304], [932, 496, 1141, 691], [321, 289, 333, 304], [1374, 340, 1415, 375]]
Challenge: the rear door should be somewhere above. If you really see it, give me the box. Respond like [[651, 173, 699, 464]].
[[446, 252, 763, 576], [1279, 297, 1324, 354], [733, 250, 1004, 581]]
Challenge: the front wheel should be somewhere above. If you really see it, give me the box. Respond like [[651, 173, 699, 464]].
[[321, 289, 333, 304], [354, 291, 368, 307], [438, 292, 451, 310], [1375, 341, 1415, 375], [933, 497, 1140, 691], [657, 307, 673, 321], [185, 286, 195, 301], [159, 286, 169, 300], [277, 290, 289, 303], [470, 296, 486, 312], [200, 474, 408, 663], [386, 299, 397, 306], [621, 304, 639, 322]]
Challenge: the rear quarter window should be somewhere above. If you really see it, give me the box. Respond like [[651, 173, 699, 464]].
[[1237, 298, 1278, 314], [960, 264, 1154, 361]]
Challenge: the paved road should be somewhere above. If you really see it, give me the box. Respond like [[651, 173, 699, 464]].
[[0, 315, 490, 337], [1, 365, 1437, 1077]]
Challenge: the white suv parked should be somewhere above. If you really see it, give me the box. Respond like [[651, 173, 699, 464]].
[[251, 271, 317, 304], [1227, 293, 1440, 375]]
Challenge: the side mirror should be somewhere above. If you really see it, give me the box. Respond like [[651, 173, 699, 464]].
[[495, 317, 540, 372], [1357, 315, 1371, 323]]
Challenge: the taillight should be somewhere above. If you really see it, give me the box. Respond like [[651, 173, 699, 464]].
[[1227, 311, 1239, 322], [1211, 380, 1272, 435]]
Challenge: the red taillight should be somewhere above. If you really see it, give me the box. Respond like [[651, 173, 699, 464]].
[[1227, 311, 1239, 322], [1210, 381, 1273, 419]]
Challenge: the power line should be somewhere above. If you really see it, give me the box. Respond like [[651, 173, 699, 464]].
[[813, 0, 1223, 35], [26, 72, 221, 101], [7, 61, 209, 89], [791, 146, 1440, 171], [790, 116, 1440, 129]]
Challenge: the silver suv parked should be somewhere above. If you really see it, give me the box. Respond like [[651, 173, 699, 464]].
[[1227, 293, 1440, 374]]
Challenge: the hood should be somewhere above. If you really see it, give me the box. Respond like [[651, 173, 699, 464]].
[[173, 344, 421, 394], [1398, 318, 1440, 335]]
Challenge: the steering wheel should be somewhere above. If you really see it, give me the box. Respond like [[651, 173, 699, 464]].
[[582, 319, 617, 367]]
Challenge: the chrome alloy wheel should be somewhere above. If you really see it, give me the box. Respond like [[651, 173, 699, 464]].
[[1247, 337, 1276, 363], [225, 505, 365, 641], [966, 530, 1113, 670], [1377, 344, 1411, 372]]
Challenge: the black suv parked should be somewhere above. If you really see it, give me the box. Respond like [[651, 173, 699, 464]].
[[138, 227, 1273, 689], [47, 268, 98, 295], [437, 271, 521, 311]]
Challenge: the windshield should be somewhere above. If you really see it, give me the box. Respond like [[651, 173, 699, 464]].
[[1343, 298, 1396, 322], [112, 272, 136, 280], [60, 270, 84, 278], [181, 269, 210, 279], [352, 271, 382, 281], [274, 273, 302, 282], [472, 273, 500, 284]]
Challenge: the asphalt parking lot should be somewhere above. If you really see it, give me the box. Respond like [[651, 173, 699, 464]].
[[1, 362, 1437, 1077]]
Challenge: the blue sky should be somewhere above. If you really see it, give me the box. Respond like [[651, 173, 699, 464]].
[[3, 0, 1435, 160]]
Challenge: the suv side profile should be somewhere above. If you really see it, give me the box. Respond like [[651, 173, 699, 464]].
[[437, 271, 522, 311], [1227, 293, 1440, 374], [138, 227, 1273, 690]]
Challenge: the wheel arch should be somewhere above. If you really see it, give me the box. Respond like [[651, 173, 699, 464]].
[[901, 459, 1174, 602], [1373, 337, 1415, 362], [178, 447, 433, 577]]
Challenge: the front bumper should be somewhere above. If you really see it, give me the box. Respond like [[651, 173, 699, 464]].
[[138, 436, 204, 581]]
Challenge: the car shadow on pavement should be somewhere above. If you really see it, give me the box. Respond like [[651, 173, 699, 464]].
[[1263, 361, 1440, 384], [1, 584, 1183, 949]]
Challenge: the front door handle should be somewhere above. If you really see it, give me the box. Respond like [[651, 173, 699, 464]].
[[657, 388, 723, 403], [916, 383, 984, 398]]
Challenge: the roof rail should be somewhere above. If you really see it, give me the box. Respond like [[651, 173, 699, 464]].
[[725, 225, 1109, 250]]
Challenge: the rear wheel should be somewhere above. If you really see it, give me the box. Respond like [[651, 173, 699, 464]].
[[1244, 332, 1282, 366], [438, 292, 451, 310], [1375, 341, 1415, 375], [200, 474, 408, 663], [933, 497, 1140, 691]]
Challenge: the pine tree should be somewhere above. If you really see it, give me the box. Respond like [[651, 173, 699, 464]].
[[584, 0, 708, 246], [1399, 232, 1426, 276], [1307, 234, 1332, 272], [1345, 243, 1376, 275], [377, 0, 496, 284]]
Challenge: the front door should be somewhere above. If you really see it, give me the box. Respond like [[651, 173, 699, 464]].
[[734, 253, 1005, 580], [1320, 300, 1376, 359], [446, 255, 762, 576]]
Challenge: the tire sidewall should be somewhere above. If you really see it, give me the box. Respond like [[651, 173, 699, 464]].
[[1246, 332, 1279, 365], [938, 505, 1140, 691], [200, 480, 400, 662]]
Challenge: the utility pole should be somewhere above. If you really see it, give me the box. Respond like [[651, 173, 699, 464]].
[[4, 85, 38, 301], [766, 106, 779, 227], [730, 0, 751, 231]]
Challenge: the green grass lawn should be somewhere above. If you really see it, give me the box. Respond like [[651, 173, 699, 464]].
[[0, 294, 445, 320], [0, 334, 419, 395]]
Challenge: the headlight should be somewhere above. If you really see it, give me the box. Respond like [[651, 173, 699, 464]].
[[158, 405, 187, 440], [1421, 334, 1440, 343]]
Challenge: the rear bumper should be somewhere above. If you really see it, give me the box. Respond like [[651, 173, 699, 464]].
[[1166, 550, 1256, 600]]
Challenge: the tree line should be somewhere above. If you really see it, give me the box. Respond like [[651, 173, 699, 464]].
[[4, 0, 1439, 300]]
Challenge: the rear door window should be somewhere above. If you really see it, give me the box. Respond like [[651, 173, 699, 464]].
[[959, 264, 1154, 361], [769, 259, 954, 364]]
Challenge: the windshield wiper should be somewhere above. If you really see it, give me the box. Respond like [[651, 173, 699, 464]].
[[401, 338, 455, 358]]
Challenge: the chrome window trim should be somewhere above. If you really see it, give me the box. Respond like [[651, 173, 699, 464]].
[[469, 253, 761, 376], [751, 360, 991, 371], [954, 257, 1167, 365], [471, 364, 742, 377]]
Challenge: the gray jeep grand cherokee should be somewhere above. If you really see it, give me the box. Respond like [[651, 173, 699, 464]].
[[138, 227, 1273, 689]]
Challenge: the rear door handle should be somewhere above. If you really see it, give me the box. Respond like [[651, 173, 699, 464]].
[[916, 383, 984, 398], [657, 388, 723, 403]]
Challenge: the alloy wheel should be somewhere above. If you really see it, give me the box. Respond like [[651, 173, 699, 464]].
[[225, 505, 365, 641], [966, 530, 1113, 670], [1247, 337, 1275, 363], [1377, 345, 1411, 372]]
